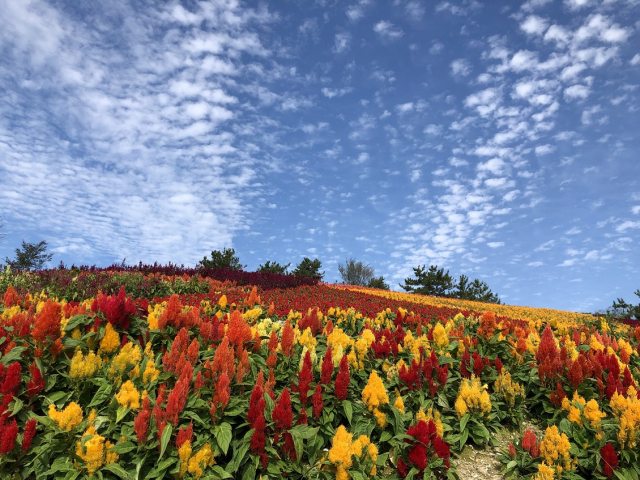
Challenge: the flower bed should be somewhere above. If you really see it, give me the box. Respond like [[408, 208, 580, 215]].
[[0, 272, 639, 479]]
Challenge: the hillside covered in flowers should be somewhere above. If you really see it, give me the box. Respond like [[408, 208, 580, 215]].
[[0, 267, 638, 479]]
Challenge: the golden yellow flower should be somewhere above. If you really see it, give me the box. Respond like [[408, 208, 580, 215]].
[[49, 402, 83, 431], [188, 443, 215, 479], [76, 426, 105, 475], [115, 380, 141, 410], [178, 440, 193, 478], [108, 342, 142, 378], [394, 391, 405, 414], [362, 370, 389, 412], [432, 322, 449, 350], [455, 376, 491, 419], [70, 349, 102, 380], [494, 371, 525, 408], [539, 425, 573, 472], [99, 323, 120, 354]]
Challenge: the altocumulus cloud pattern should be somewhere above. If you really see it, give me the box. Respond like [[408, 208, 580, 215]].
[[0, 0, 639, 312]]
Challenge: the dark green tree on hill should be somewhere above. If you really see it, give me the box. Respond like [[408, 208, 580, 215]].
[[400, 265, 500, 303], [292, 257, 324, 281], [367, 276, 390, 290], [257, 260, 291, 275], [5, 240, 53, 271], [198, 247, 245, 270], [605, 291, 640, 319], [400, 265, 454, 297]]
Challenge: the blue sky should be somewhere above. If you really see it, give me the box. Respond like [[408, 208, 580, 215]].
[[1, 0, 639, 312]]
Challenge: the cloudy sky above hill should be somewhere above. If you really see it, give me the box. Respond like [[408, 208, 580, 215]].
[[1, 0, 639, 312]]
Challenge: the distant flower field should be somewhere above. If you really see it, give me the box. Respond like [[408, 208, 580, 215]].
[[0, 268, 639, 479]]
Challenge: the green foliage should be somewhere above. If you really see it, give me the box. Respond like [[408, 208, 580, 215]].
[[4, 240, 53, 270], [399, 265, 454, 297], [292, 257, 324, 281], [453, 275, 501, 304], [604, 290, 640, 319], [400, 265, 500, 303], [367, 276, 390, 290], [198, 247, 245, 271], [338, 258, 375, 286], [257, 260, 291, 274]]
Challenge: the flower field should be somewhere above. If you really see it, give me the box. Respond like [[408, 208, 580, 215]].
[[0, 268, 639, 479]]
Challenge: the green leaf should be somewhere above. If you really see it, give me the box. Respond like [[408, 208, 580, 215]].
[[64, 314, 89, 332], [438, 355, 456, 365], [460, 413, 470, 432], [292, 430, 304, 463], [289, 425, 320, 440], [108, 442, 137, 454], [379, 431, 392, 443], [45, 457, 75, 475], [159, 424, 173, 459], [116, 407, 130, 424], [88, 382, 113, 408], [214, 422, 233, 455], [10, 397, 23, 416], [343, 400, 353, 424], [226, 442, 250, 474], [202, 466, 234, 479], [241, 462, 256, 480], [350, 473, 366, 480], [1, 346, 27, 365], [102, 464, 131, 479], [145, 458, 176, 479]]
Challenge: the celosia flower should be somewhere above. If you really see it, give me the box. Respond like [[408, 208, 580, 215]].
[[362, 370, 389, 412], [21, 418, 37, 453], [297, 350, 313, 405], [108, 342, 142, 378], [539, 425, 573, 472], [432, 322, 449, 350], [455, 376, 491, 419], [76, 425, 105, 475], [49, 402, 83, 431], [335, 355, 350, 401], [176, 422, 194, 448], [187, 443, 215, 479], [70, 349, 103, 380], [600, 443, 619, 478], [280, 319, 295, 357], [0, 362, 21, 396], [134, 396, 151, 444], [247, 372, 266, 426], [32, 300, 62, 344], [178, 440, 193, 478], [321, 346, 334, 385], [115, 380, 141, 410], [26, 362, 44, 399], [227, 310, 252, 348], [312, 384, 323, 419], [0, 419, 17, 454], [210, 372, 230, 418], [99, 323, 120, 354], [272, 388, 293, 442]]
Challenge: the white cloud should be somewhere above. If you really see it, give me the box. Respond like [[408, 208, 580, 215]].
[[558, 259, 578, 267], [321, 87, 353, 98], [632, 206, 640, 214], [564, 0, 594, 10], [487, 242, 504, 248], [477, 158, 506, 175], [616, 221, 640, 232], [521, 15, 548, 36], [429, 42, 444, 54], [449, 157, 468, 167], [396, 102, 414, 114], [535, 144, 555, 156], [528, 261, 544, 267], [484, 177, 515, 189], [410, 170, 421, 182], [566, 227, 582, 235], [630, 54, 640, 66], [373, 21, 404, 40], [503, 190, 520, 202], [510, 50, 539, 71], [564, 84, 590, 100], [333, 33, 351, 53], [535, 240, 555, 251], [424, 124, 442, 135], [450, 58, 472, 77]]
